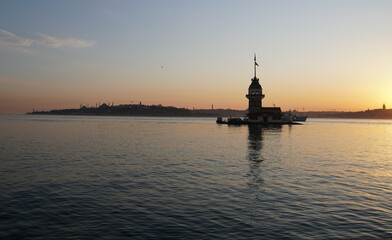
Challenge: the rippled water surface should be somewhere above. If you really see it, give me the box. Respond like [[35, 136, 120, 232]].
[[1, 115, 392, 239]]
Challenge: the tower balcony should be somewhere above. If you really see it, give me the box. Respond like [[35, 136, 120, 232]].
[[246, 94, 265, 99]]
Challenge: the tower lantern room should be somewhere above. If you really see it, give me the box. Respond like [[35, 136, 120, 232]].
[[246, 54, 265, 119]]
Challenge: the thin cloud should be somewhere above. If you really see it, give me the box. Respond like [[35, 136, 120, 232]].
[[0, 75, 38, 88], [0, 29, 33, 47], [0, 28, 95, 52], [36, 33, 95, 48]]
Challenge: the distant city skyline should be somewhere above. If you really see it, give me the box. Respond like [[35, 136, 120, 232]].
[[1, 0, 391, 114]]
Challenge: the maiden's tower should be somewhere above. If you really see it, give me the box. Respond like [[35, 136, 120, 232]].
[[217, 54, 294, 125], [246, 54, 283, 123]]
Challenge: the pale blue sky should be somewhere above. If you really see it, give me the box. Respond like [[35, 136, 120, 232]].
[[1, 0, 391, 113]]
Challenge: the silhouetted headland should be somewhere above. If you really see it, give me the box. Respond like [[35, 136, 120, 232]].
[[303, 108, 392, 119], [27, 103, 246, 117]]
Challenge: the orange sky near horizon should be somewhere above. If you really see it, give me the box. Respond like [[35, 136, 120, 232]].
[[1, 68, 390, 114]]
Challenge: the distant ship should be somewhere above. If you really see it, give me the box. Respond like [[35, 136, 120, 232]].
[[293, 115, 308, 122], [217, 54, 302, 125]]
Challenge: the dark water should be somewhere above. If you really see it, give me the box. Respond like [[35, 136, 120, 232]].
[[1, 115, 391, 239]]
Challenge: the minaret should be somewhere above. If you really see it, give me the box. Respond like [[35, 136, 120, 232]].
[[246, 54, 265, 119]]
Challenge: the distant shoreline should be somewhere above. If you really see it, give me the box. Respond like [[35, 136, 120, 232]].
[[26, 103, 392, 120], [304, 109, 392, 119], [27, 103, 246, 118]]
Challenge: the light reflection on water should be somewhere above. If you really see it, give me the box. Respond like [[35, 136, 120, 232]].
[[0, 115, 391, 239]]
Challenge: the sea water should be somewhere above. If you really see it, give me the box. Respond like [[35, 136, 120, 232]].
[[1, 115, 391, 239]]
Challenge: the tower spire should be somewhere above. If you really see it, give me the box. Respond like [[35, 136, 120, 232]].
[[254, 53, 259, 78]]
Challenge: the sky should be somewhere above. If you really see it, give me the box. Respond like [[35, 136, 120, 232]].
[[0, 0, 391, 114]]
